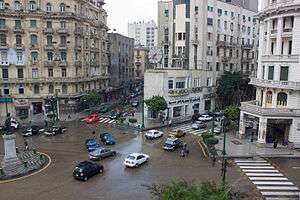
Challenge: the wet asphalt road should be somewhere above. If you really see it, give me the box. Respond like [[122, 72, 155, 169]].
[[0, 121, 259, 200]]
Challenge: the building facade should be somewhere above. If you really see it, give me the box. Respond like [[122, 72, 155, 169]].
[[0, 0, 109, 119], [128, 20, 157, 48], [144, 0, 258, 120], [240, 0, 300, 146], [108, 33, 135, 99], [134, 46, 149, 81]]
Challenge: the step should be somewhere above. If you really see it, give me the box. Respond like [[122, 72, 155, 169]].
[[253, 181, 294, 186], [249, 177, 288, 181], [235, 160, 267, 163], [245, 173, 284, 177], [240, 166, 274, 169], [243, 169, 279, 173], [257, 186, 299, 191], [261, 191, 300, 196], [237, 163, 271, 166], [265, 197, 300, 200]]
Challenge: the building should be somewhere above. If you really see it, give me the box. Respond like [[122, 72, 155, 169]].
[[134, 46, 149, 81], [108, 33, 135, 99], [240, 0, 300, 147], [128, 20, 157, 47], [0, 0, 109, 119], [144, 0, 258, 120]]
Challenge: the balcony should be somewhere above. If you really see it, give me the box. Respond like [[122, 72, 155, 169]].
[[58, 60, 67, 67], [221, 56, 231, 62], [58, 44, 68, 50], [43, 28, 54, 34], [242, 57, 253, 63], [241, 44, 253, 49], [282, 28, 293, 37], [29, 44, 39, 50], [261, 54, 299, 63], [13, 27, 24, 34], [44, 44, 55, 51], [14, 43, 24, 50], [241, 100, 300, 117], [250, 77, 300, 90], [44, 61, 55, 67], [0, 25, 9, 32], [57, 28, 68, 34], [16, 61, 25, 66]]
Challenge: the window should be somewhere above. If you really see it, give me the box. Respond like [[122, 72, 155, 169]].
[[32, 68, 38, 78], [15, 1, 21, 11], [60, 36, 66, 46], [4, 88, 9, 95], [218, 9, 222, 16], [29, 0, 37, 11], [0, 0, 4, 9], [0, 19, 5, 28], [60, 21, 66, 29], [30, 34, 38, 45], [17, 68, 23, 79], [48, 68, 53, 77], [207, 6, 213, 12], [271, 42, 275, 55], [230, 23, 233, 31], [268, 66, 274, 80], [207, 18, 213, 26], [277, 92, 287, 107], [62, 85, 67, 94], [288, 41, 292, 55], [178, 33, 182, 40], [248, 17, 251, 22], [164, 9, 169, 17], [216, 62, 220, 71], [17, 52, 22, 62], [33, 84, 39, 94], [208, 32, 212, 41], [30, 20, 37, 28], [2, 68, 8, 79], [60, 3, 65, 12], [0, 33, 6, 45], [224, 21, 227, 30], [266, 91, 272, 104], [46, 3, 52, 12], [19, 86, 24, 94], [60, 52, 67, 61], [247, 27, 251, 35], [61, 68, 67, 77], [46, 21, 52, 28], [280, 66, 289, 81], [1, 51, 7, 62], [206, 78, 212, 86], [16, 34, 22, 45], [46, 35, 52, 45], [195, 6, 198, 15], [168, 80, 173, 89], [15, 20, 21, 29], [47, 52, 53, 61], [31, 52, 38, 63], [49, 85, 54, 94], [224, 11, 228, 15], [176, 81, 185, 89], [231, 12, 234, 18], [217, 19, 221, 28]]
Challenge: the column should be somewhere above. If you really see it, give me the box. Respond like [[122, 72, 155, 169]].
[[239, 111, 246, 138], [276, 17, 283, 55], [272, 89, 277, 108], [266, 20, 272, 55], [257, 117, 268, 144]]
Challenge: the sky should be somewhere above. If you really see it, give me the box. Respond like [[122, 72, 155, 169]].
[[104, 0, 158, 36]]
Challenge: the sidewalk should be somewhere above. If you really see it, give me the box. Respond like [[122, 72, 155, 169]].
[[215, 131, 300, 157]]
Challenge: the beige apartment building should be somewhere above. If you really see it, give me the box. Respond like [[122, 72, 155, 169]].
[[0, 0, 109, 119]]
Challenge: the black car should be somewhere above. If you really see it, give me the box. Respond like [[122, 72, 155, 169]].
[[163, 138, 183, 151], [22, 125, 44, 137], [44, 125, 66, 136], [73, 161, 104, 181]]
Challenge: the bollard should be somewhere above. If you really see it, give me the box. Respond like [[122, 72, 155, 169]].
[[23, 161, 28, 168], [0, 167, 4, 176], [33, 149, 37, 154]]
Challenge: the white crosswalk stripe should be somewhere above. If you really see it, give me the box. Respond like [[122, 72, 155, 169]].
[[171, 123, 207, 136], [98, 117, 116, 125], [235, 158, 300, 199]]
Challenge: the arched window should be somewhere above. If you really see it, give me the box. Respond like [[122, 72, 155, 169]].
[[46, 3, 52, 12], [14, 1, 21, 11], [16, 34, 22, 46], [49, 85, 54, 94], [60, 3, 65, 12], [29, 0, 36, 11], [277, 92, 288, 107], [30, 34, 37, 45], [31, 52, 38, 63], [0, 0, 4, 9], [266, 91, 272, 105]]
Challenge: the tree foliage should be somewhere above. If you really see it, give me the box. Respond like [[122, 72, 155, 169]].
[[145, 96, 167, 112], [80, 90, 102, 106], [216, 72, 255, 109], [224, 105, 240, 122], [147, 180, 241, 200]]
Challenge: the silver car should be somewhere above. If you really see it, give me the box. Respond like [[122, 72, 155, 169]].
[[89, 148, 116, 160]]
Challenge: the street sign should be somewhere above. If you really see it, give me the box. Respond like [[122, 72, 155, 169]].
[[0, 97, 13, 103]]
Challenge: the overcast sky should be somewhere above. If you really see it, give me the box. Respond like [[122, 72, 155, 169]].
[[104, 0, 158, 36]]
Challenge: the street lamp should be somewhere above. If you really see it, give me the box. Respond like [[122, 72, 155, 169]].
[[221, 117, 227, 186]]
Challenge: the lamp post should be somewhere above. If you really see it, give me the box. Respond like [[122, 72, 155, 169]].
[[221, 117, 227, 186], [141, 100, 145, 129]]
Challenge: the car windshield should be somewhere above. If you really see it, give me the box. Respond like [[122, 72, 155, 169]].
[[127, 155, 136, 160], [74, 167, 83, 173], [165, 139, 174, 145]]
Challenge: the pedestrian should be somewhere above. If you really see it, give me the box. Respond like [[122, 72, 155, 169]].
[[44, 120, 48, 128], [68, 114, 71, 120], [273, 139, 278, 149], [24, 140, 29, 150], [168, 119, 172, 128]]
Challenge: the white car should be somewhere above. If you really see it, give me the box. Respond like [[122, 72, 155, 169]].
[[198, 115, 213, 122], [10, 118, 19, 129], [145, 130, 163, 139], [124, 153, 150, 168]]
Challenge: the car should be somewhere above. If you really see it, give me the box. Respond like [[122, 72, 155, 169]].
[[131, 101, 139, 107], [109, 111, 121, 120], [123, 153, 149, 168], [73, 161, 104, 181], [145, 130, 163, 140], [100, 133, 116, 145], [163, 138, 183, 151], [84, 114, 100, 123], [198, 114, 213, 122], [86, 138, 101, 152], [99, 105, 109, 114], [22, 125, 45, 137], [191, 121, 207, 130], [89, 148, 116, 160], [169, 129, 186, 138], [10, 118, 19, 129], [44, 126, 66, 136]]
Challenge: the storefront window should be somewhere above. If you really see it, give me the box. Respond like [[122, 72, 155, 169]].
[[173, 106, 182, 117]]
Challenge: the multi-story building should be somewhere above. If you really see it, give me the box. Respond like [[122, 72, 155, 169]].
[[128, 20, 157, 48], [108, 33, 135, 99], [0, 0, 109, 119], [240, 0, 300, 147], [134, 46, 149, 81], [144, 0, 258, 120]]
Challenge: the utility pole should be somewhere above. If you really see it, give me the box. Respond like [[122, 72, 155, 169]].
[[141, 100, 145, 129], [221, 117, 227, 186]]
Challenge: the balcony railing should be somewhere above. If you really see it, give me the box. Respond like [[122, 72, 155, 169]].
[[13, 27, 24, 34], [44, 44, 55, 51], [250, 77, 300, 90], [57, 28, 68, 34], [58, 60, 67, 67], [283, 28, 293, 33], [241, 100, 300, 117], [168, 87, 203, 97], [261, 54, 299, 63], [0, 25, 9, 32], [44, 61, 55, 67], [43, 28, 54, 34], [0, 60, 9, 66], [241, 44, 253, 49]]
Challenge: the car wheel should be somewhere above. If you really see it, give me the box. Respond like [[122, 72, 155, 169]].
[[84, 176, 88, 181], [99, 169, 103, 174], [135, 163, 139, 167]]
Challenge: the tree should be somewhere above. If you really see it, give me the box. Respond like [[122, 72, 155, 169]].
[[147, 180, 241, 200], [80, 90, 102, 107], [145, 96, 167, 113], [216, 72, 255, 109], [224, 105, 240, 122]]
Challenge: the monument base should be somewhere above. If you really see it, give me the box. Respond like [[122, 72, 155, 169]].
[[1, 134, 21, 168]]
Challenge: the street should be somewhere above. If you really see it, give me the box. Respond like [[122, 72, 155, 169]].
[[0, 121, 260, 200]]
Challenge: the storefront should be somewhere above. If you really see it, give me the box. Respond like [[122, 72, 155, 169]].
[[14, 99, 30, 119], [168, 97, 201, 119]]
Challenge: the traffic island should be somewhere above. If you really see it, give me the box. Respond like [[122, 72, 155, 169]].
[[0, 149, 50, 181]]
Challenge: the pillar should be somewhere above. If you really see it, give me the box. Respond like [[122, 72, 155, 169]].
[[239, 111, 246, 138], [1, 134, 21, 168], [266, 20, 271, 55], [257, 117, 268, 144], [276, 17, 283, 55]]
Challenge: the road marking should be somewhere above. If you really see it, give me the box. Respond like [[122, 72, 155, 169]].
[[242, 169, 279, 173], [99, 118, 106, 123], [107, 120, 115, 124], [253, 181, 294, 185], [261, 191, 300, 196], [292, 167, 300, 169], [257, 186, 299, 190], [237, 163, 271, 166], [240, 166, 274, 169], [249, 177, 288, 181], [245, 173, 284, 177], [102, 119, 110, 123], [235, 160, 267, 163]]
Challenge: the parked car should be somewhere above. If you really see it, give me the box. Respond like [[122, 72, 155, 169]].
[[109, 111, 121, 120], [131, 101, 139, 107], [44, 126, 66, 136], [191, 121, 207, 130], [89, 148, 116, 160], [84, 114, 100, 123], [22, 125, 45, 137], [198, 114, 213, 122], [145, 130, 163, 140], [100, 133, 116, 145], [99, 105, 109, 114], [73, 161, 104, 181], [85, 138, 101, 152], [169, 129, 186, 138], [124, 153, 149, 168], [163, 138, 183, 151], [10, 118, 19, 129]]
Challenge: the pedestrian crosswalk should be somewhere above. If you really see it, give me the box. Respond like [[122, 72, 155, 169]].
[[171, 124, 207, 136], [98, 117, 116, 125], [235, 158, 300, 200]]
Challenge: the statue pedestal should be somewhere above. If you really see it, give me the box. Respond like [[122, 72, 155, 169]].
[[1, 134, 21, 168]]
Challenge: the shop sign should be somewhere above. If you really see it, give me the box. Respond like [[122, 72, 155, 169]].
[[169, 97, 201, 105], [14, 99, 29, 107], [0, 97, 13, 103]]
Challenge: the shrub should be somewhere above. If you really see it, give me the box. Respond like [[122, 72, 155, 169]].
[[118, 117, 126, 123], [128, 118, 137, 124], [206, 137, 219, 146], [202, 132, 214, 140]]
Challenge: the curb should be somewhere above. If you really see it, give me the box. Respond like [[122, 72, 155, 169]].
[[198, 139, 208, 158]]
